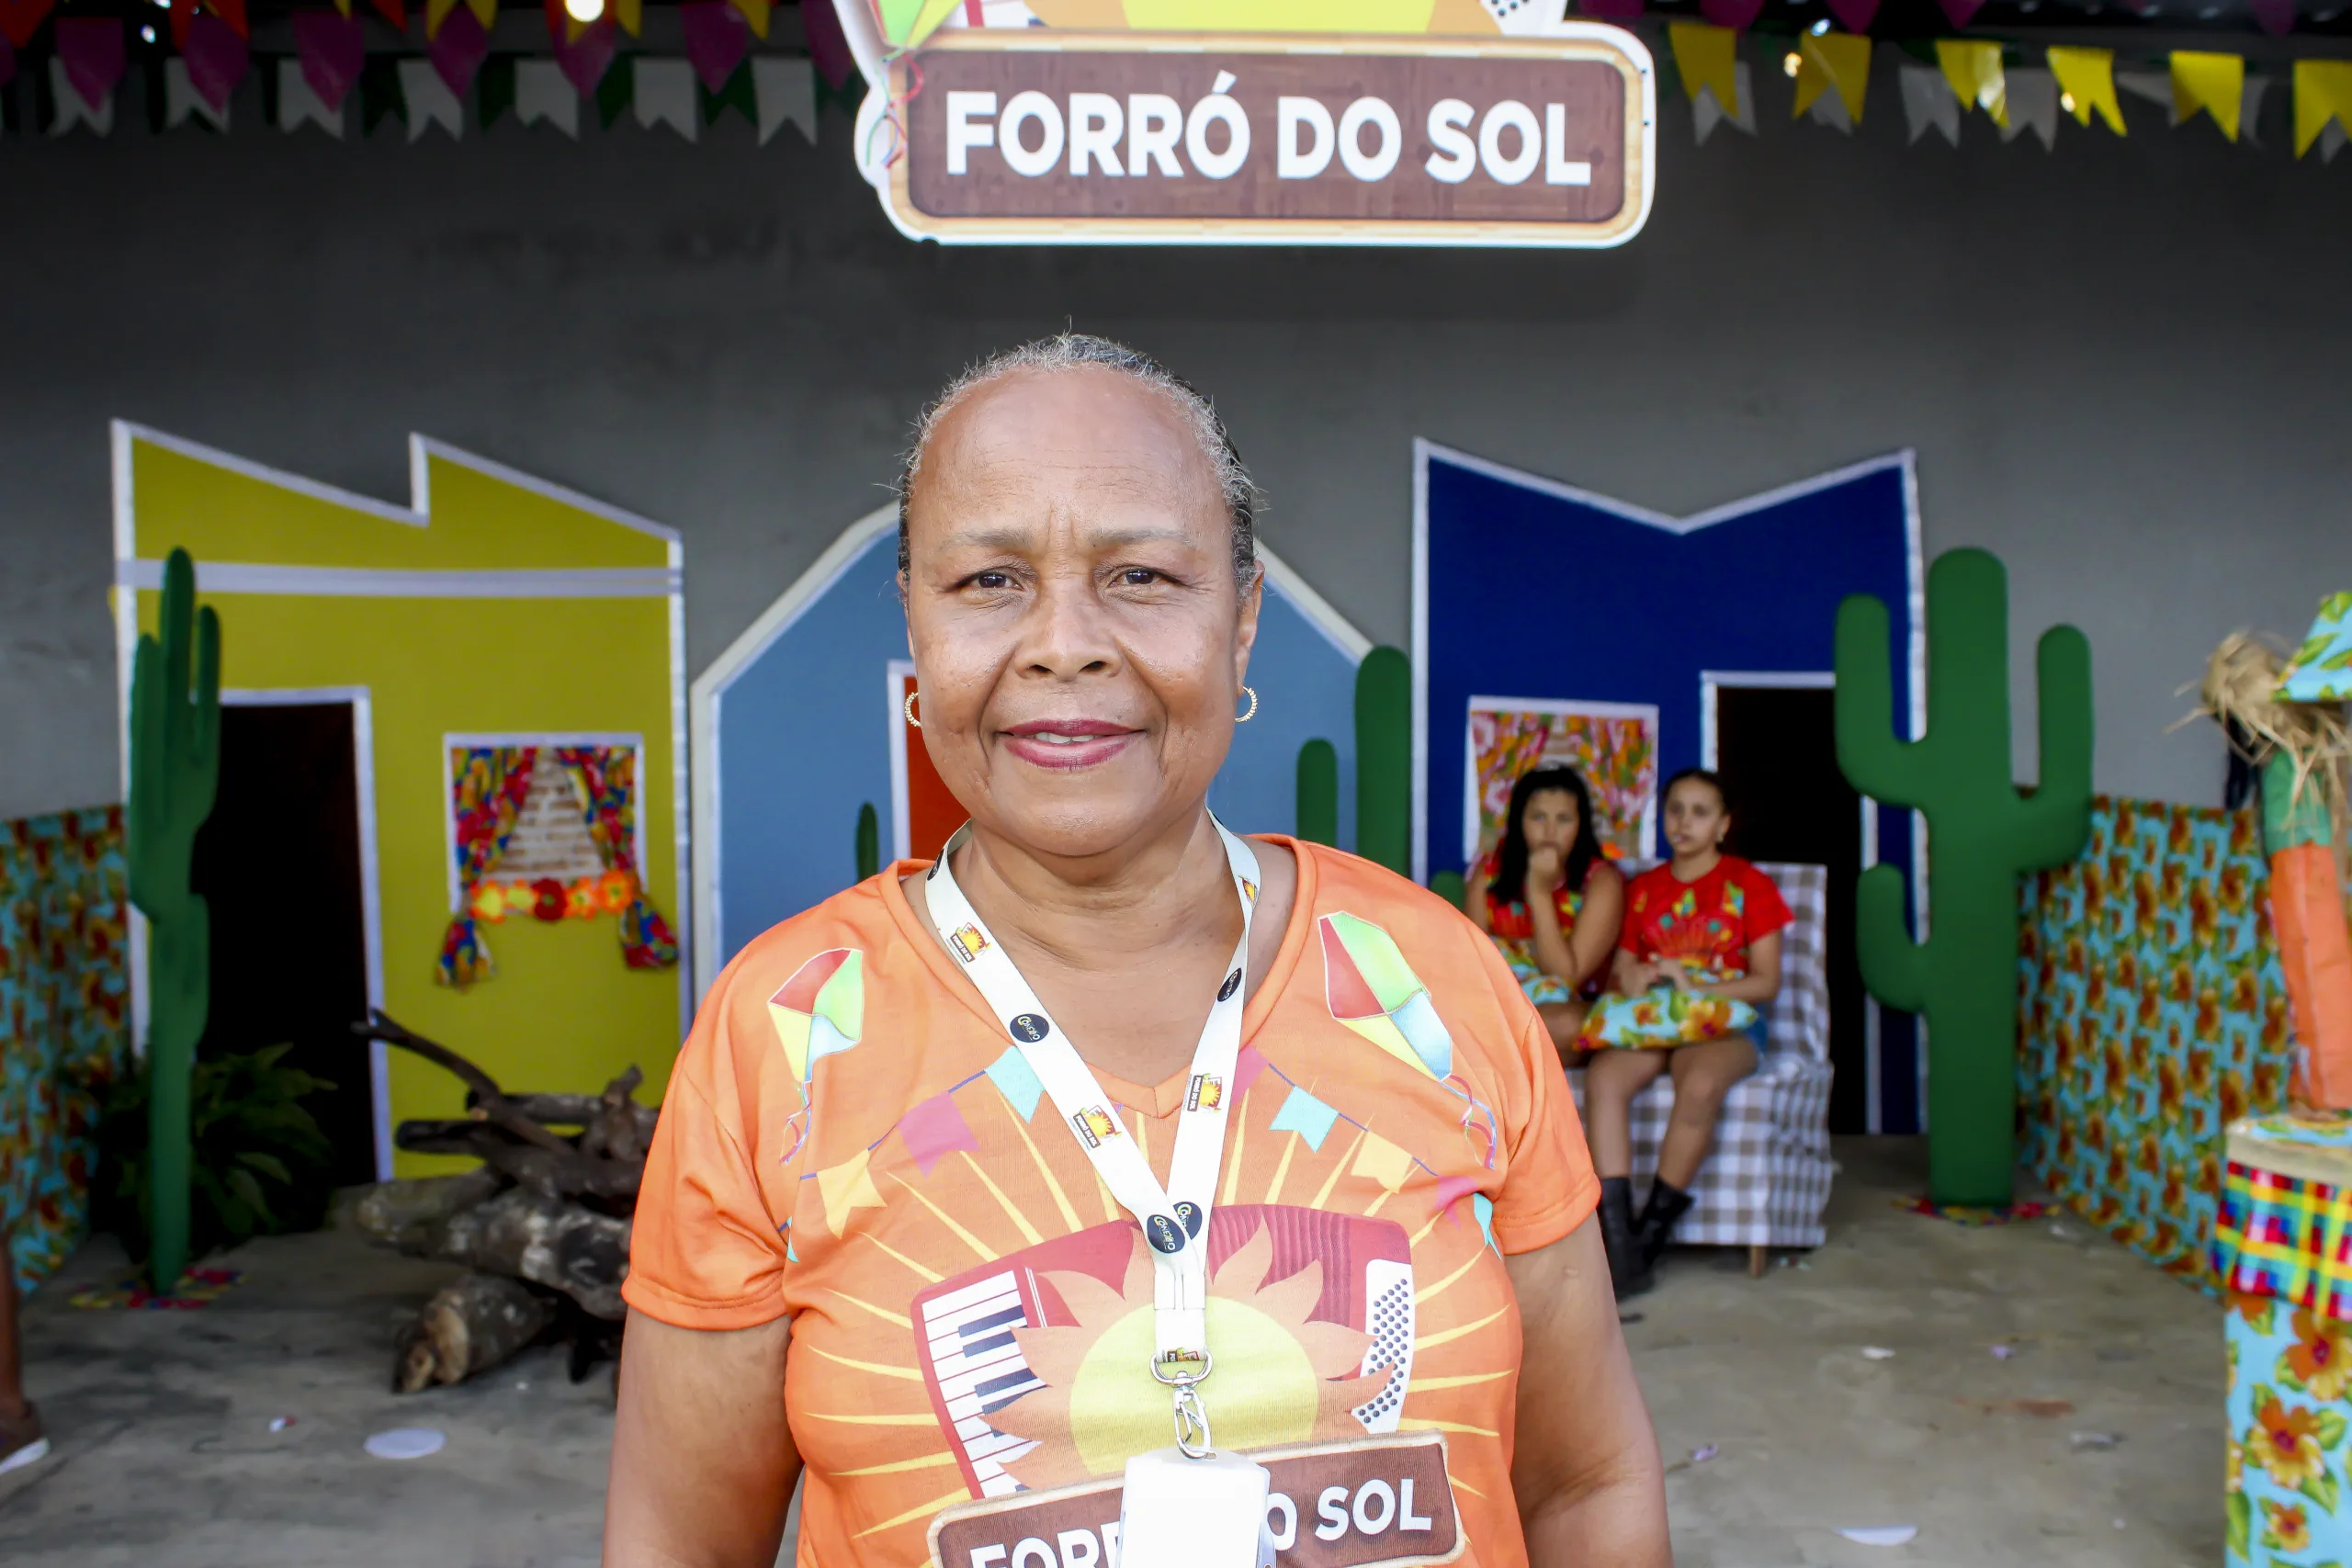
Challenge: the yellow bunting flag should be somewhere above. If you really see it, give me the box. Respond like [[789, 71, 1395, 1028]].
[[2172, 51, 2245, 141], [1937, 39, 2007, 128], [1670, 21, 1741, 120], [610, 0, 640, 35], [1794, 31, 1871, 123], [2296, 60, 2352, 156], [727, 0, 770, 35], [424, 0, 494, 35], [818, 1148, 887, 1237], [2048, 45, 2126, 134]]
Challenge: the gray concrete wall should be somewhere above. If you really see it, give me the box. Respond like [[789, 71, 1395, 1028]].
[[4, 64, 2346, 821]]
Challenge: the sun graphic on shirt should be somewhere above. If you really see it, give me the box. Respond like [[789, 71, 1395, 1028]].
[[986, 1221, 1396, 1492]]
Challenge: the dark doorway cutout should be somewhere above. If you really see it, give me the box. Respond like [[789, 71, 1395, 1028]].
[[187, 694, 383, 1194], [1708, 677, 1875, 1136]]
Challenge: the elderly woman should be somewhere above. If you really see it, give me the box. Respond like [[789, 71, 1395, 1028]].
[[604, 336, 1666, 1568]]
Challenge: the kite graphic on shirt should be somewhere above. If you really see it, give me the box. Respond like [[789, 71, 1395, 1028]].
[[767, 947, 864, 1159], [1320, 912, 1498, 1168]]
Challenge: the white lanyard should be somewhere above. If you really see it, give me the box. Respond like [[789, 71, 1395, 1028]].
[[924, 815, 1260, 1418]]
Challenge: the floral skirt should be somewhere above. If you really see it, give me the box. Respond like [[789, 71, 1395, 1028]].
[[1493, 937, 1574, 1008]]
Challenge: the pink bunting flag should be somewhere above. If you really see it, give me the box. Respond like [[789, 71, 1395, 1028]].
[[428, 1, 488, 97], [1698, 0, 1763, 28], [55, 17, 125, 112], [801, 0, 854, 89], [293, 9, 363, 112], [1231, 1044, 1271, 1106], [1936, 0, 1985, 24], [897, 1091, 980, 1179], [1433, 1174, 1481, 1221], [1824, 0, 1880, 31], [1579, 0, 1644, 17], [681, 0, 749, 95], [182, 9, 247, 114], [555, 17, 616, 96], [0, 38, 13, 89], [2254, 0, 2296, 32]]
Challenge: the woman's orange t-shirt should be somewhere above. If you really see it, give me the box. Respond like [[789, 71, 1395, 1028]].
[[626, 839, 1600, 1568]]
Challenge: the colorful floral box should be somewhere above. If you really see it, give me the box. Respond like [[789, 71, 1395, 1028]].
[[2220, 1111, 2352, 1566]]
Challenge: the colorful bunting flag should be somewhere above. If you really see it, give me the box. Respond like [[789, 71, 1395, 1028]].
[[610, 0, 641, 35], [428, 2, 491, 96], [425, 0, 497, 38], [276, 56, 345, 135], [1668, 20, 1739, 118], [633, 56, 696, 139], [1269, 1084, 1341, 1152], [53, 17, 123, 120], [48, 54, 111, 134], [897, 1090, 981, 1178], [1580, 0, 1645, 18], [1472, 1192, 1496, 1250], [1937, 0, 1985, 25], [181, 9, 247, 116], [2000, 65, 2058, 149], [164, 59, 230, 130], [1698, 0, 1763, 30], [2172, 50, 2245, 141], [1351, 1129, 1415, 1198], [1937, 38, 2007, 126], [335, 0, 411, 32], [801, 0, 854, 88], [1823, 0, 1878, 31], [1900, 62, 1960, 144], [554, 18, 617, 96], [398, 56, 464, 138], [752, 54, 815, 144], [816, 1146, 885, 1235], [0, 38, 13, 90], [985, 1046, 1045, 1122], [1695, 62, 1756, 142], [292, 10, 363, 112], [2049, 45, 2126, 134], [728, 0, 771, 37], [1432, 1173, 1480, 1216], [1793, 31, 1870, 125], [2254, 0, 2296, 36], [0, 0, 51, 51], [515, 57, 578, 134], [2296, 60, 2352, 156], [681, 0, 751, 95]]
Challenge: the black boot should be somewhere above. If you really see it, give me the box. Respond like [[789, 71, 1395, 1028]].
[[1635, 1179, 1695, 1274], [1599, 1177, 1652, 1300]]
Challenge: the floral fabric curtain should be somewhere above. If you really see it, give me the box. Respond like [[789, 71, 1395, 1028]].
[[436, 746, 538, 988], [553, 745, 679, 971]]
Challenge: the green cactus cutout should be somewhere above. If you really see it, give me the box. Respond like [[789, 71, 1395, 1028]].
[[855, 802, 880, 881], [1357, 646, 1411, 876], [127, 547, 222, 1290], [1835, 547, 2092, 1206], [1295, 739, 1338, 846]]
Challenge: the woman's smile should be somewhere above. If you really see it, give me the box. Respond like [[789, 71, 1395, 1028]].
[[1000, 717, 1141, 770]]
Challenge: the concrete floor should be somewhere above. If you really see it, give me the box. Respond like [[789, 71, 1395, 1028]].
[[0, 1136, 2220, 1567]]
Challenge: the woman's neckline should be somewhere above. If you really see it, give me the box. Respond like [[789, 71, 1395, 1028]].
[[1665, 851, 1724, 886], [883, 833, 1319, 1117]]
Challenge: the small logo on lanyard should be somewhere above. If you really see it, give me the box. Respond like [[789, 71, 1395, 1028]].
[[1010, 1013, 1050, 1043], [1070, 1106, 1120, 1147], [1173, 1200, 1204, 1238], [1216, 968, 1242, 1001], [1240, 878, 1259, 904], [1185, 1073, 1224, 1111], [1146, 1213, 1188, 1255], [948, 924, 990, 962]]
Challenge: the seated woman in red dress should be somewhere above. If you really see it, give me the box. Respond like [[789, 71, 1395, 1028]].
[[1582, 767, 1789, 1299], [1465, 765, 1625, 1061]]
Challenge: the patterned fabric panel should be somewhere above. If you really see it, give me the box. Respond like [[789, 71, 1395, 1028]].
[[2018, 795, 2294, 1292], [2228, 1290, 2352, 1566], [0, 806, 131, 1294], [2219, 1162, 2352, 1324], [1568, 862, 1835, 1248]]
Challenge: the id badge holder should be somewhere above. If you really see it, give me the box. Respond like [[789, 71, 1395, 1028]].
[[1116, 1448, 1274, 1568]]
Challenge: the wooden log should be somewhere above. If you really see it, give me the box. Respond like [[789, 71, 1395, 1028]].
[[392, 1272, 556, 1393], [433, 1189, 632, 1320], [352, 1010, 578, 1156], [393, 1120, 643, 1201], [580, 1066, 656, 1165], [351, 1168, 505, 1252]]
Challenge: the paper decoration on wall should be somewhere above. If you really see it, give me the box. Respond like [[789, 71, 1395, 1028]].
[[632, 56, 695, 139], [1693, 62, 1755, 142], [515, 58, 578, 135], [1670, 21, 1739, 115], [425, 0, 495, 37], [681, 0, 750, 94], [164, 58, 231, 130], [555, 19, 616, 93], [47, 55, 112, 135], [293, 9, 362, 112], [752, 53, 814, 143], [429, 3, 490, 96], [2172, 50, 2245, 141], [180, 10, 246, 116], [803, 0, 853, 85], [2000, 65, 2058, 149], [0, 0, 54, 50], [1900, 62, 1960, 144], [2280, 592, 2352, 702], [2295, 60, 2352, 155], [1938, 38, 2007, 125], [1465, 700, 1659, 864], [1582, 0, 1644, 19], [53, 17, 124, 127], [1699, 0, 1763, 31], [1937, 0, 1985, 24], [1793, 30, 1869, 126], [1823, 0, 1879, 29], [277, 57, 344, 134], [2049, 45, 2125, 134], [168, 0, 246, 49], [397, 56, 463, 137], [2255, 0, 2297, 32]]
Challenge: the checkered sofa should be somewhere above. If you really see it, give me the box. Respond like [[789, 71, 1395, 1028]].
[[1566, 861, 1837, 1253]]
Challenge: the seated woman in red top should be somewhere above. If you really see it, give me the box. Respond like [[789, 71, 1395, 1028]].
[[1584, 768, 1789, 1299], [1464, 766, 1624, 1062]]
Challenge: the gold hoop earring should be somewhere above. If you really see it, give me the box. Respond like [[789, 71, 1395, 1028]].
[[904, 691, 922, 728], [1236, 686, 1258, 723]]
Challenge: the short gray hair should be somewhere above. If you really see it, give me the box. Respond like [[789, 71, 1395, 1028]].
[[895, 333, 1261, 590]]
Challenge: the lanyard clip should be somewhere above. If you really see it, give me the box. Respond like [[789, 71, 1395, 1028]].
[[1152, 1349, 1216, 1460]]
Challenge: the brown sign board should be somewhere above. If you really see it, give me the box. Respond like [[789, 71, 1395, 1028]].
[[853, 30, 1656, 247]]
